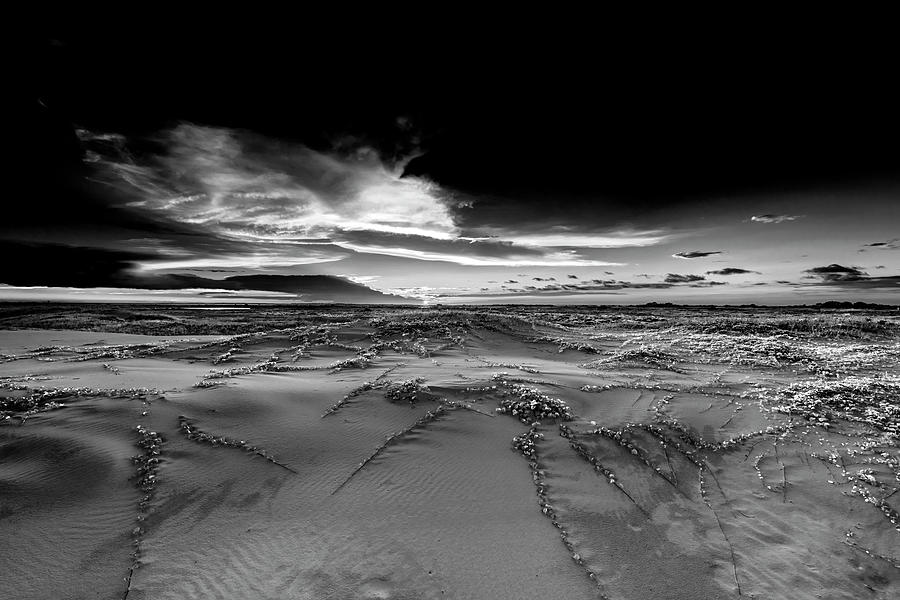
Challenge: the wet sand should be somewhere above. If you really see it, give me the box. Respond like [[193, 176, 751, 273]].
[[1, 307, 898, 599]]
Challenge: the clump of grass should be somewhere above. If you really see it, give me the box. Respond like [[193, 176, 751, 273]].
[[672, 333, 900, 374], [531, 335, 603, 354], [765, 375, 900, 436], [212, 348, 239, 365], [385, 378, 431, 404], [580, 384, 613, 393], [2, 386, 155, 421], [330, 349, 378, 371], [476, 358, 540, 373], [496, 384, 572, 423], [682, 313, 900, 340], [673, 334, 814, 368], [21, 341, 176, 363], [193, 379, 224, 389], [811, 342, 900, 375], [133, 425, 164, 496], [1, 392, 67, 421], [581, 346, 679, 370], [202, 354, 280, 380], [511, 425, 544, 459]]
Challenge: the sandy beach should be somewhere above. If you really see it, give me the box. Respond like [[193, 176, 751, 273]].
[[1, 305, 898, 599]]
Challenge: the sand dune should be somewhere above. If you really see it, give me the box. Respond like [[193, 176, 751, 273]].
[[1, 306, 898, 599]]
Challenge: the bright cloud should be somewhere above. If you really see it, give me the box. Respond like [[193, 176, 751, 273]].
[[82, 124, 637, 268], [498, 230, 673, 248], [98, 124, 459, 241], [750, 214, 803, 223], [464, 226, 675, 249], [332, 241, 622, 267]]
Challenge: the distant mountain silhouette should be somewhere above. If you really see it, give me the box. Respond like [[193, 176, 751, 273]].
[[0, 241, 409, 303], [117, 273, 410, 303], [221, 275, 408, 303]]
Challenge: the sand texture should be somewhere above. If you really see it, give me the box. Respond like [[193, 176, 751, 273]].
[[1, 305, 898, 599]]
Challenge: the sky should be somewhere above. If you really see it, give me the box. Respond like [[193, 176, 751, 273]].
[[7, 32, 898, 305]]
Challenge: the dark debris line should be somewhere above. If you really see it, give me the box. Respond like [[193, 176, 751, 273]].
[[177, 416, 298, 474], [124, 425, 164, 600], [558, 424, 651, 516], [330, 405, 449, 496], [512, 424, 611, 598]]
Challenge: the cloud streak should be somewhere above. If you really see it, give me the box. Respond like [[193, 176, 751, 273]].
[[672, 250, 722, 259], [751, 214, 803, 223], [706, 268, 760, 275], [664, 273, 705, 283], [862, 238, 900, 250]]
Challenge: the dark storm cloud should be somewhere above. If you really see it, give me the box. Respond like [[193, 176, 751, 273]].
[[805, 264, 867, 282], [664, 273, 706, 283], [705, 268, 760, 275], [802, 264, 899, 289], [689, 281, 728, 287], [750, 214, 803, 224], [672, 251, 722, 259], [804, 275, 900, 289], [825, 276, 900, 289], [0, 241, 154, 288]]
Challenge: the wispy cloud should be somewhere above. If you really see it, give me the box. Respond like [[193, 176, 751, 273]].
[[84, 124, 459, 241], [82, 124, 627, 269], [672, 251, 721, 259], [487, 228, 675, 248], [330, 241, 619, 267], [457, 275, 736, 298], [750, 214, 803, 224]]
